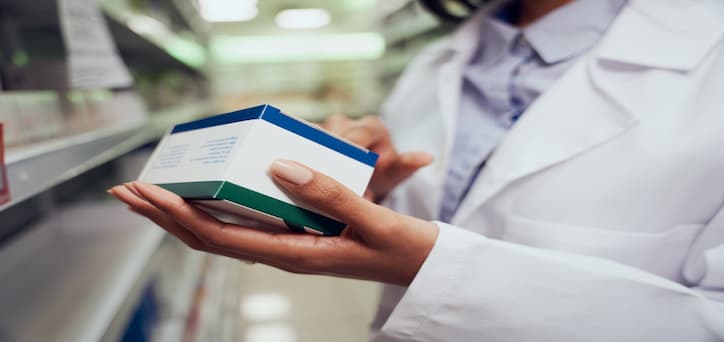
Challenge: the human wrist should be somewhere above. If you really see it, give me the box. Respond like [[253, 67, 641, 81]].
[[395, 219, 439, 286]]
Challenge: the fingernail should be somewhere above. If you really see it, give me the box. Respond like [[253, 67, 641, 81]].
[[270, 160, 313, 186]]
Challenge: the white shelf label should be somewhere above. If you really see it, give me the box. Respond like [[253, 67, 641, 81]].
[[58, 0, 133, 89]]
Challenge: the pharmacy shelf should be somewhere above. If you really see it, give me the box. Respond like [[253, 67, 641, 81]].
[[379, 0, 451, 79], [149, 100, 214, 137], [170, 0, 210, 39], [101, 0, 208, 73], [150, 247, 208, 342], [1, 100, 213, 213], [0, 202, 165, 342], [378, 0, 416, 19], [384, 16, 440, 47], [381, 0, 442, 47]]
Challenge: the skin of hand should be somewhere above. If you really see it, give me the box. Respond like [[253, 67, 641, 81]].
[[109, 159, 439, 286], [323, 115, 434, 202]]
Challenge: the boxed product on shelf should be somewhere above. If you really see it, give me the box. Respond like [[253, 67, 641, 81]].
[[1, 61, 69, 90], [64, 91, 94, 133], [0, 123, 9, 205], [139, 104, 378, 236], [67, 89, 148, 131], [93, 90, 148, 127], [0, 94, 24, 146], [13, 91, 64, 143]]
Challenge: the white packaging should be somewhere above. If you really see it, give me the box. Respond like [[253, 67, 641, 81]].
[[139, 104, 378, 235]]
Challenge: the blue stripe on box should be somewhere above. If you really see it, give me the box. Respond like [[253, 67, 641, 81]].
[[171, 104, 269, 134], [170, 104, 378, 167]]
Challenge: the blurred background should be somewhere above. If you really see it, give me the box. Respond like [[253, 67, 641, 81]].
[[0, 0, 452, 341]]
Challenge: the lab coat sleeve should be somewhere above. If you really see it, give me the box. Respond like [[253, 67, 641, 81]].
[[373, 220, 724, 341]]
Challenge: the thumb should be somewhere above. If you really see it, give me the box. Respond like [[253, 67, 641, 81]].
[[269, 159, 391, 232]]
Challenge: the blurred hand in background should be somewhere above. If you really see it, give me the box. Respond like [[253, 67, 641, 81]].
[[323, 115, 433, 202]]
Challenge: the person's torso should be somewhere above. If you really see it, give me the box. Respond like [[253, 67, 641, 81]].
[[439, 0, 626, 222], [380, 0, 724, 283]]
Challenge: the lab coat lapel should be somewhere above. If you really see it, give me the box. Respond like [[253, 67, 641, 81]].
[[452, 59, 639, 224], [452, 0, 724, 225]]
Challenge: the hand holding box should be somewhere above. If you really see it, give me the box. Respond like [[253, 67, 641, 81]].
[[139, 105, 378, 236]]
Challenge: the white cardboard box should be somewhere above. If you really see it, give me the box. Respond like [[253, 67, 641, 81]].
[[139, 104, 378, 235]]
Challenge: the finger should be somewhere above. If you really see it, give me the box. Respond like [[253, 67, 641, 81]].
[[269, 159, 398, 233], [341, 115, 390, 146], [127, 204, 295, 269], [390, 152, 434, 179], [125, 204, 261, 262], [363, 189, 376, 202], [117, 184, 321, 269], [127, 204, 208, 250], [111, 185, 209, 251], [131, 182, 318, 262], [125, 183, 202, 244], [322, 114, 350, 132], [339, 125, 383, 149], [320, 115, 377, 151], [109, 184, 148, 208]]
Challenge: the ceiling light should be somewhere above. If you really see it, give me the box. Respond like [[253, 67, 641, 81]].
[[240, 293, 291, 322], [199, 0, 258, 23], [275, 8, 331, 29], [245, 323, 296, 342]]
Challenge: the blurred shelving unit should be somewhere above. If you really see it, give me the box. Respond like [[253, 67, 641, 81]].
[[380, 0, 439, 46], [0, 202, 165, 342], [0, 98, 212, 213], [378, 0, 451, 86], [0, 0, 216, 341], [0, 199, 209, 342], [101, 0, 209, 73]]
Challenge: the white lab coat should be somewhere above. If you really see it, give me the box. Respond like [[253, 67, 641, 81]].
[[372, 0, 724, 341]]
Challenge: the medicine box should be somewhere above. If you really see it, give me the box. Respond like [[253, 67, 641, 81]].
[[139, 104, 378, 236]]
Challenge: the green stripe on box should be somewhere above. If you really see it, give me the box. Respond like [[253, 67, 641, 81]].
[[156, 181, 346, 236]]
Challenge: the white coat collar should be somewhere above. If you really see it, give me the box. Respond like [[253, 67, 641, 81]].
[[594, 0, 724, 71], [440, 0, 724, 71], [443, 1, 506, 55]]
